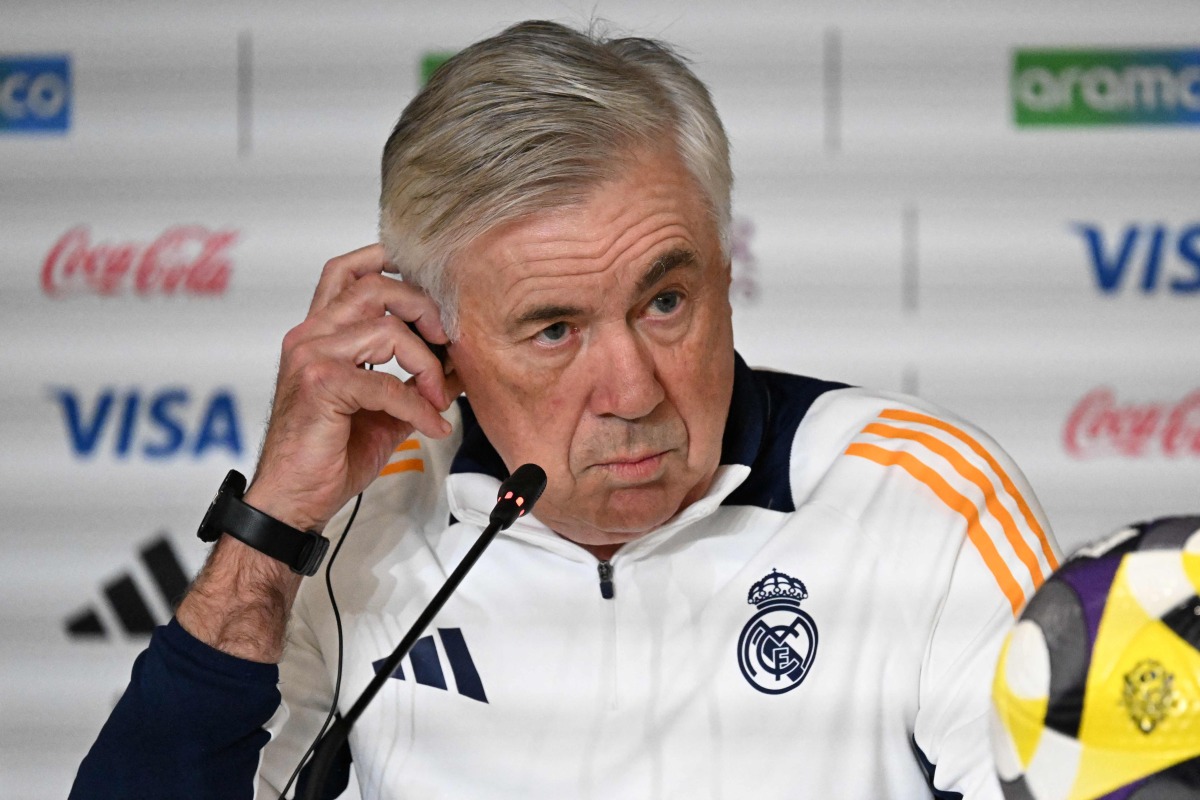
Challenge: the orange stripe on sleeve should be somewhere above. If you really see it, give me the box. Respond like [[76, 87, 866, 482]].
[[845, 441, 1025, 616], [394, 439, 421, 453], [863, 422, 1046, 590], [879, 409, 1058, 571], [379, 458, 424, 476]]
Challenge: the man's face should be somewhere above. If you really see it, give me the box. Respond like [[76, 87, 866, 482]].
[[447, 147, 735, 553]]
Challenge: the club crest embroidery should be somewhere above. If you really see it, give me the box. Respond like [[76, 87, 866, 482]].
[[737, 569, 818, 695]]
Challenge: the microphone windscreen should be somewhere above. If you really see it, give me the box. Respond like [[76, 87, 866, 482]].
[[490, 463, 548, 529]]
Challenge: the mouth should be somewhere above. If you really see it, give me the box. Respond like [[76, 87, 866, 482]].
[[594, 450, 671, 483]]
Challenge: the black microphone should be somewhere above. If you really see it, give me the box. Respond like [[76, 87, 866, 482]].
[[298, 464, 548, 799], [489, 462, 548, 528]]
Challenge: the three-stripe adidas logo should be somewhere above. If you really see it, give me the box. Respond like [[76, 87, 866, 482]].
[[372, 628, 488, 703], [845, 408, 1060, 616], [65, 536, 190, 638]]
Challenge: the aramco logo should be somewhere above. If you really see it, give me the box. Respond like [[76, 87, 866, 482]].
[[1013, 49, 1200, 126]]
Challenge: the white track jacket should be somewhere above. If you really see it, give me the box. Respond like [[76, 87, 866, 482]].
[[72, 354, 1060, 800]]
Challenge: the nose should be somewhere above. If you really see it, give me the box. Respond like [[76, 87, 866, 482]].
[[585, 326, 665, 420]]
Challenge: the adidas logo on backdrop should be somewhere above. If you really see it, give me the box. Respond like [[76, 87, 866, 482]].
[[65, 536, 190, 639]]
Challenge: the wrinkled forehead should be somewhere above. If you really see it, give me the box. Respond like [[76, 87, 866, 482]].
[[452, 156, 723, 318], [508, 246, 703, 327]]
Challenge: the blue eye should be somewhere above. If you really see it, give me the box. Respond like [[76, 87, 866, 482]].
[[650, 291, 682, 314], [535, 321, 572, 344]]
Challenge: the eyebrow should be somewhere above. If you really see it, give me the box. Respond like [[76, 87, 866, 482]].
[[637, 247, 696, 294], [514, 303, 585, 327], [512, 247, 698, 328]]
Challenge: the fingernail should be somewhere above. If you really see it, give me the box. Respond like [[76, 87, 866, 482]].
[[439, 418, 452, 435]]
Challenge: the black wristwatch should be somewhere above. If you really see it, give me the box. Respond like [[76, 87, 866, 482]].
[[197, 470, 329, 576]]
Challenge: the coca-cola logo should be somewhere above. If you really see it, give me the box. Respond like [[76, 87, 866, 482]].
[[41, 225, 236, 297], [1064, 387, 1200, 458]]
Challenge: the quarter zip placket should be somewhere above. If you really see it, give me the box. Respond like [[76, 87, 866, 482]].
[[596, 555, 620, 709], [597, 560, 615, 599]]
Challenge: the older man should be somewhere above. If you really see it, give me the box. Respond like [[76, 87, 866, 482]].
[[72, 20, 1059, 800]]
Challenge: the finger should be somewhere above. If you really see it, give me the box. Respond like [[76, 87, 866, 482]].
[[310, 273, 448, 345], [337, 366, 453, 439], [292, 315, 450, 411], [442, 370, 466, 408], [308, 244, 393, 316]]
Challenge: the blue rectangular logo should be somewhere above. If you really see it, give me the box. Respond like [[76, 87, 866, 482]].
[[0, 55, 71, 133]]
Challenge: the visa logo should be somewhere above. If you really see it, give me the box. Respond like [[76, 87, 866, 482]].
[[52, 387, 243, 459], [1074, 223, 1200, 295], [0, 54, 71, 133]]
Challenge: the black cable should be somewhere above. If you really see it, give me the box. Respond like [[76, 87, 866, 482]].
[[298, 517, 501, 799], [297, 464, 547, 800], [279, 362, 379, 798], [277, 489, 362, 798]]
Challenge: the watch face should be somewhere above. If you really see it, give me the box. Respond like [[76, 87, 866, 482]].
[[197, 471, 244, 542], [197, 487, 223, 542]]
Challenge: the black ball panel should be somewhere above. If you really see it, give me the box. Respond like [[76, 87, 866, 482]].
[[1136, 516, 1200, 553], [999, 772, 1037, 800], [1022, 578, 1089, 738]]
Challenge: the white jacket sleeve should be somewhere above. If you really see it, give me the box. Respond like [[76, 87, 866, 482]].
[[832, 396, 1061, 798]]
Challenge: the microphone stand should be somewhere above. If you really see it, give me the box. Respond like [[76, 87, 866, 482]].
[[298, 464, 546, 799]]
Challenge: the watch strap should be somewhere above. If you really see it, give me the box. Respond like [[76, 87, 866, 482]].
[[199, 470, 329, 576]]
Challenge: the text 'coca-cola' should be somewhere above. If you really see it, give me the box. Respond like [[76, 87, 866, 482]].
[[1064, 387, 1200, 458], [42, 225, 237, 297]]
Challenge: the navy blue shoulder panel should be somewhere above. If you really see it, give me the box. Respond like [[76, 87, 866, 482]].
[[720, 355, 848, 513], [449, 397, 508, 481]]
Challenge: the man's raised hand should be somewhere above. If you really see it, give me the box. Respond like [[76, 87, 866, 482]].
[[178, 244, 460, 661], [245, 243, 461, 534]]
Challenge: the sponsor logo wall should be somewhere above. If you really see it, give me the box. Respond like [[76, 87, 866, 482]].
[[2, 2, 1198, 797]]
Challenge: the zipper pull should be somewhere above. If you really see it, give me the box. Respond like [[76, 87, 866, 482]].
[[597, 560, 615, 600]]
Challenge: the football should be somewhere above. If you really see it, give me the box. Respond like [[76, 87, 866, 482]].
[[991, 515, 1200, 800]]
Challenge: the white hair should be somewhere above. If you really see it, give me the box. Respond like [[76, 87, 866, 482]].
[[379, 20, 733, 338]]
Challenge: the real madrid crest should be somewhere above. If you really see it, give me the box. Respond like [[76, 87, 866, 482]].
[[737, 569, 818, 694]]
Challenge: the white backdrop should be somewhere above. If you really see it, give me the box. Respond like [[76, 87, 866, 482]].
[[3, 1, 1199, 796]]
